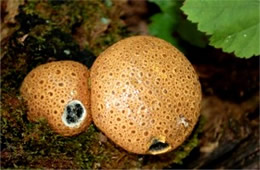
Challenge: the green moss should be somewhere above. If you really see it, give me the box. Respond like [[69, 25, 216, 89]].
[[0, 90, 100, 168], [21, 0, 127, 55], [171, 116, 205, 164], [1, 0, 127, 91]]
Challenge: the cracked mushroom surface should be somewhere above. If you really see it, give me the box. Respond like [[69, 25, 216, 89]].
[[20, 60, 91, 136], [91, 36, 202, 155]]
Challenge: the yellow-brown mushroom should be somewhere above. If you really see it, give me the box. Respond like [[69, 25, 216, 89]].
[[91, 36, 202, 154], [20, 60, 91, 136]]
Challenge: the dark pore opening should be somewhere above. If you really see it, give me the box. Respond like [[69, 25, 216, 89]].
[[148, 139, 169, 151], [65, 102, 83, 124], [75, 104, 83, 118]]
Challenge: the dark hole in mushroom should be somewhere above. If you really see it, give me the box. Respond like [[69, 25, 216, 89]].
[[65, 102, 83, 124], [148, 139, 169, 151]]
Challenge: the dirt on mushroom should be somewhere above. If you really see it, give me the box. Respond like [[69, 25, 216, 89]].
[[91, 35, 202, 155]]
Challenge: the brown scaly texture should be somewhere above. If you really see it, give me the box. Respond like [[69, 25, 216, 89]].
[[91, 36, 202, 155], [20, 61, 91, 136]]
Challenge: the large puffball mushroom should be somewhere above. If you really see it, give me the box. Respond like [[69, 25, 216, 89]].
[[91, 36, 202, 155], [20, 60, 91, 136]]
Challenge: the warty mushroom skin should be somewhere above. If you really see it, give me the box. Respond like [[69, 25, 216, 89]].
[[91, 36, 202, 155], [20, 60, 92, 136]]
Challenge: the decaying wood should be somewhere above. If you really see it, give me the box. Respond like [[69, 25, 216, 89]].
[[1, 0, 24, 58], [184, 95, 259, 169]]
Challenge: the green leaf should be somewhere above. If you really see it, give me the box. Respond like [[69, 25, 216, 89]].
[[148, 0, 181, 46], [181, 0, 260, 58], [149, 13, 178, 45], [149, 0, 177, 13], [177, 19, 207, 48]]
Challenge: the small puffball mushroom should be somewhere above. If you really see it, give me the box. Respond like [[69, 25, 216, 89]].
[[91, 36, 202, 155], [20, 61, 91, 136]]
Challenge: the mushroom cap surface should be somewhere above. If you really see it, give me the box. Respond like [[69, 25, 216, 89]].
[[91, 36, 202, 154], [20, 60, 91, 136]]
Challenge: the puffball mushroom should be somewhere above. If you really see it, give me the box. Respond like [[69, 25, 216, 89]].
[[91, 36, 202, 155], [20, 60, 91, 136]]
